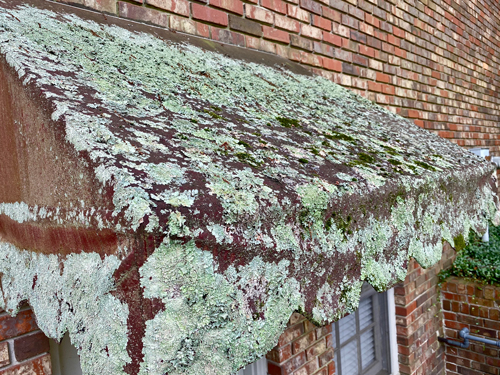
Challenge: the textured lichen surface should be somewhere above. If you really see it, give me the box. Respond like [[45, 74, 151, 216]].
[[0, 3, 499, 375], [0, 241, 130, 375], [139, 239, 301, 374]]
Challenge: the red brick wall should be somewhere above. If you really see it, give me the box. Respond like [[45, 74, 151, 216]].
[[56, 0, 500, 154], [0, 305, 52, 375], [440, 277, 500, 375], [394, 242, 456, 375], [267, 312, 335, 375]]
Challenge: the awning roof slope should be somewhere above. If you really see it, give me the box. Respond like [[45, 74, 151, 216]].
[[0, 1, 498, 375]]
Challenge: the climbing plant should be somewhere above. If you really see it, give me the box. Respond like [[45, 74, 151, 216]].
[[440, 223, 500, 285]]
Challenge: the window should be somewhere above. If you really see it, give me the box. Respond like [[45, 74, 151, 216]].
[[235, 357, 267, 375], [49, 333, 83, 375], [332, 284, 391, 375]]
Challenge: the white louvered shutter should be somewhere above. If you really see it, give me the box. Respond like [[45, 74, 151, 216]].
[[235, 356, 267, 375], [359, 297, 376, 370], [332, 284, 390, 375], [340, 340, 359, 375]]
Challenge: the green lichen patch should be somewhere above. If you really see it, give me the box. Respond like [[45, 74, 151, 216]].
[[139, 239, 301, 375], [309, 147, 320, 156], [237, 140, 252, 149], [202, 109, 224, 120], [382, 145, 399, 156], [0, 242, 130, 375], [387, 158, 402, 166], [234, 152, 262, 167], [358, 152, 375, 164], [324, 131, 357, 143]]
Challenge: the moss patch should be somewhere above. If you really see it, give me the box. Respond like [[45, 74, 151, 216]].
[[324, 132, 356, 143], [453, 233, 466, 252], [414, 160, 436, 171], [276, 117, 300, 128]]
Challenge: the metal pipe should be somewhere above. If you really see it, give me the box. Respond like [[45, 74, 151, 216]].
[[438, 328, 500, 348]]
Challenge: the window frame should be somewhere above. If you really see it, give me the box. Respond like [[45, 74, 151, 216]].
[[333, 284, 391, 375]]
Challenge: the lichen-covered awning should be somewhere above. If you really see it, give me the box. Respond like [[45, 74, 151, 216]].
[[0, 1, 498, 374]]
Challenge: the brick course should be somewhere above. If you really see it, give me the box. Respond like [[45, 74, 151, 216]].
[[0, 309, 38, 341], [441, 277, 500, 375], [267, 312, 334, 375], [13, 332, 50, 362], [118, 2, 170, 28], [0, 306, 52, 375], [394, 242, 456, 375], [0, 354, 51, 375], [0, 343, 9, 368]]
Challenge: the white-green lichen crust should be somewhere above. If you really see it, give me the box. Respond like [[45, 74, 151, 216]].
[[0, 201, 114, 230], [139, 239, 301, 375], [0, 241, 130, 374], [1, 4, 494, 236]]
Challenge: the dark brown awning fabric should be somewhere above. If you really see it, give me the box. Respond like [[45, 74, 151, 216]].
[[0, 1, 498, 374]]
